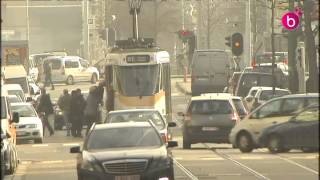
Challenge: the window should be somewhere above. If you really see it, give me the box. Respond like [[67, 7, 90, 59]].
[[49, 59, 62, 70], [306, 98, 319, 106], [295, 108, 319, 122], [257, 99, 282, 118], [65, 61, 79, 68], [232, 99, 247, 115], [282, 98, 305, 115], [80, 59, 89, 68], [250, 90, 258, 97], [259, 90, 290, 101], [190, 100, 232, 115]]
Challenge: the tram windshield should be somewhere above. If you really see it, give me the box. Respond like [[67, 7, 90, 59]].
[[116, 64, 160, 96]]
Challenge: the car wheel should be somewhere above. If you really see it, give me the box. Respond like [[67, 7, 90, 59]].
[[66, 76, 74, 85], [237, 133, 254, 153], [91, 74, 97, 84], [183, 134, 191, 149], [267, 135, 283, 153], [34, 138, 43, 144]]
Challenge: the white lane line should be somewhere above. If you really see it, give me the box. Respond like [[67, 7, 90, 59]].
[[200, 157, 224, 160], [239, 156, 264, 160], [40, 160, 63, 164], [173, 158, 199, 180], [278, 156, 319, 175], [63, 143, 80, 147], [32, 144, 49, 147], [289, 156, 318, 159]]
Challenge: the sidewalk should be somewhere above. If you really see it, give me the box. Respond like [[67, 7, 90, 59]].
[[175, 78, 191, 95]]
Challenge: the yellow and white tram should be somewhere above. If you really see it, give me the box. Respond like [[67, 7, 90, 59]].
[[104, 41, 172, 120]]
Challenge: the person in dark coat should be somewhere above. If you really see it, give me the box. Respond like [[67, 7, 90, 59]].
[[44, 61, 54, 90], [57, 89, 72, 136], [70, 89, 86, 137], [37, 88, 54, 136], [84, 86, 100, 135]]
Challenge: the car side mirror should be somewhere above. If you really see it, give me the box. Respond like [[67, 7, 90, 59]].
[[177, 112, 184, 116], [167, 141, 178, 148], [26, 97, 33, 102], [168, 122, 177, 127], [70, 146, 81, 153], [12, 112, 19, 123]]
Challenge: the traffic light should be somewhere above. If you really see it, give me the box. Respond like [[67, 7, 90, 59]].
[[225, 36, 231, 47], [177, 30, 193, 43], [231, 32, 243, 56]]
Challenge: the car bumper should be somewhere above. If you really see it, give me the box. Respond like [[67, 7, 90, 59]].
[[16, 130, 42, 140], [77, 166, 173, 180], [184, 126, 232, 143]]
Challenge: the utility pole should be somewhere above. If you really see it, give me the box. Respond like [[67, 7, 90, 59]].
[[288, 0, 299, 93], [271, 0, 276, 95]]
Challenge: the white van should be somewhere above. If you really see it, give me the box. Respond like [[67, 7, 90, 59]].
[[41, 56, 99, 85], [191, 49, 235, 96], [2, 65, 31, 99]]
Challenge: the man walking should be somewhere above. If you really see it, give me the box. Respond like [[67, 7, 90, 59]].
[[84, 86, 100, 135], [37, 88, 54, 136], [70, 89, 86, 137], [44, 61, 54, 90], [58, 89, 72, 136]]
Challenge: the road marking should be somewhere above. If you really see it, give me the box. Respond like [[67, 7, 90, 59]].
[[172, 93, 182, 96], [278, 156, 319, 175], [63, 143, 80, 147], [174, 158, 199, 180], [239, 156, 264, 160], [200, 157, 224, 160], [289, 156, 318, 159], [175, 157, 183, 160], [40, 160, 64, 164], [32, 144, 49, 147]]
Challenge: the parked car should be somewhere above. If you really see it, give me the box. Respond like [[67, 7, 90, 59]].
[[1, 128, 18, 175], [11, 103, 44, 143], [178, 93, 247, 149], [245, 86, 290, 111], [229, 93, 319, 153], [104, 109, 176, 143], [7, 95, 24, 104], [41, 56, 99, 85], [2, 84, 27, 102], [258, 104, 319, 153], [70, 122, 178, 180]]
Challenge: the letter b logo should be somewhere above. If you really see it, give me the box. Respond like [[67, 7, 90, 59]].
[[282, 12, 300, 30]]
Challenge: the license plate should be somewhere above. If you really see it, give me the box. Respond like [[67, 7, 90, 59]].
[[202, 127, 218, 131], [114, 175, 140, 180]]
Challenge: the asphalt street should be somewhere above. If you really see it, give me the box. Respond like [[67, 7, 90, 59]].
[[4, 79, 319, 180]]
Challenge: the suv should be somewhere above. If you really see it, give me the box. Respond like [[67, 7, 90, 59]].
[[229, 93, 319, 153], [179, 93, 247, 149], [245, 86, 290, 111], [42, 56, 99, 85]]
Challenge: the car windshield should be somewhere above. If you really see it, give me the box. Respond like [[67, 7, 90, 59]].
[[115, 65, 160, 96], [86, 127, 162, 150], [11, 104, 37, 117], [8, 96, 23, 104], [259, 90, 290, 101], [189, 100, 232, 114], [294, 107, 319, 122], [5, 78, 29, 94], [7, 90, 25, 102], [106, 111, 165, 130]]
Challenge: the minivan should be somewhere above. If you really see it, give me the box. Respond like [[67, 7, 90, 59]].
[[191, 50, 235, 96], [41, 56, 99, 85]]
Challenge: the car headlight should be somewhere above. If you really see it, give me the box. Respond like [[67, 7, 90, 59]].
[[26, 124, 37, 128], [81, 159, 103, 172]]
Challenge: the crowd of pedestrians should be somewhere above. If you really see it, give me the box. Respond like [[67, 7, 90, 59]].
[[35, 82, 103, 138]]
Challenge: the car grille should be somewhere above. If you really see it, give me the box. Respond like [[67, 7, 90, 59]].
[[102, 159, 148, 174], [16, 125, 26, 129]]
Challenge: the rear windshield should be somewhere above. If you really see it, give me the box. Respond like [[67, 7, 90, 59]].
[[5, 78, 29, 93], [232, 99, 247, 115], [259, 90, 290, 101], [189, 100, 232, 114], [8, 90, 25, 102]]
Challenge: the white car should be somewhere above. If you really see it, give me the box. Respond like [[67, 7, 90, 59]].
[[7, 95, 23, 104], [10, 103, 43, 143], [244, 86, 290, 111], [41, 56, 100, 85]]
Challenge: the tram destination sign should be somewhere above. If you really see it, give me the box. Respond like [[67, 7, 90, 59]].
[[126, 55, 150, 63]]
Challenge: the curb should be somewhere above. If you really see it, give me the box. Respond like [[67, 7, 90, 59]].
[[175, 82, 191, 95]]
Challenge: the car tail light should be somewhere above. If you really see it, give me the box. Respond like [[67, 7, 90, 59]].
[[161, 133, 168, 143], [231, 112, 240, 122]]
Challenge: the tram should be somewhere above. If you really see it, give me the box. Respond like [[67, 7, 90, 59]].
[[104, 39, 172, 120]]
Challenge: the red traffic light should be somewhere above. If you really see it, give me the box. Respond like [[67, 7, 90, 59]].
[[180, 30, 191, 36]]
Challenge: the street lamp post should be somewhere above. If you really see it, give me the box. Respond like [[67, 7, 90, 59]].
[[271, 0, 276, 95]]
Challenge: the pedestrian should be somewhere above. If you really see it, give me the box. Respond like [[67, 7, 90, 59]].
[[76, 89, 86, 137], [84, 86, 100, 135], [70, 89, 86, 137], [44, 61, 54, 90], [36, 88, 54, 136], [57, 89, 72, 136]]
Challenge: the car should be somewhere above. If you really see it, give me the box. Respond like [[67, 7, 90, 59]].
[[7, 95, 24, 104], [2, 84, 27, 102], [1, 128, 18, 175], [70, 122, 178, 180], [178, 93, 248, 149], [10, 103, 44, 144], [244, 86, 290, 111], [41, 56, 99, 85], [229, 93, 319, 153], [258, 105, 319, 153], [104, 109, 176, 143]]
